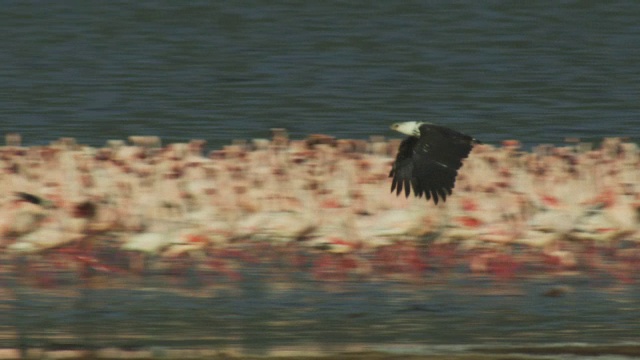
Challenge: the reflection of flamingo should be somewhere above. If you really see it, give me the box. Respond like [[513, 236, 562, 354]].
[[311, 245, 366, 282], [468, 249, 521, 280], [371, 241, 428, 280], [6, 195, 121, 285], [306, 208, 367, 281], [581, 243, 638, 284]]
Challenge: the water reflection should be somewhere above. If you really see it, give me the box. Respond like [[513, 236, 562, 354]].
[[2, 250, 639, 358]]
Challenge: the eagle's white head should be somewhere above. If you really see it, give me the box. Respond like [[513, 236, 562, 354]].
[[390, 121, 423, 137]]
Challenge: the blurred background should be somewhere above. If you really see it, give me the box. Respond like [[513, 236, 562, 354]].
[[0, 1, 638, 149], [0, 1, 639, 359]]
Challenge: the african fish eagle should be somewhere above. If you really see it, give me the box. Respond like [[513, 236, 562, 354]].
[[389, 121, 480, 205]]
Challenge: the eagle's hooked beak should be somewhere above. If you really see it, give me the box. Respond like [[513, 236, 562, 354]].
[[390, 123, 399, 131]]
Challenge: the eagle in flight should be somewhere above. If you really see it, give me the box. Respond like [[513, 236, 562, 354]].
[[389, 121, 480, 205]]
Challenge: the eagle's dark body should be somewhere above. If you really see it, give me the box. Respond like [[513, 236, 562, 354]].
[[389, 122, 480, 204]]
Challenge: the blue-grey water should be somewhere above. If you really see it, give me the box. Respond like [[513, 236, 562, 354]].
[[1, 1, 640, 358], [0, 1, 638, 150], [3, 259, 640, 358], [2, 240, 640, 359]]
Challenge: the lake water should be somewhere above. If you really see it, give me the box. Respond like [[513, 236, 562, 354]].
[[0, 1, 638, 150], [1, 248, 640, 359]]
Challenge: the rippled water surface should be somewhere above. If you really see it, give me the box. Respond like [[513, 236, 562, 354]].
[[1, 1, 639, 149], [1, 256, 639, 359]]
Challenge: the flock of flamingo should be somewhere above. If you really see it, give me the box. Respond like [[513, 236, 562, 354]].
[[1, 130, 639, 286]]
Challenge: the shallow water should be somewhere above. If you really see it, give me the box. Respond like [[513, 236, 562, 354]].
[[1, 257, 639, 359]]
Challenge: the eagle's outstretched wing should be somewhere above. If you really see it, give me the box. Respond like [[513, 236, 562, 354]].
[[389, 124, 477, 204]]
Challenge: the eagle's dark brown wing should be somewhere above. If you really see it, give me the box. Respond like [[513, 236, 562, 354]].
[[389, 124, 478, 204]]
